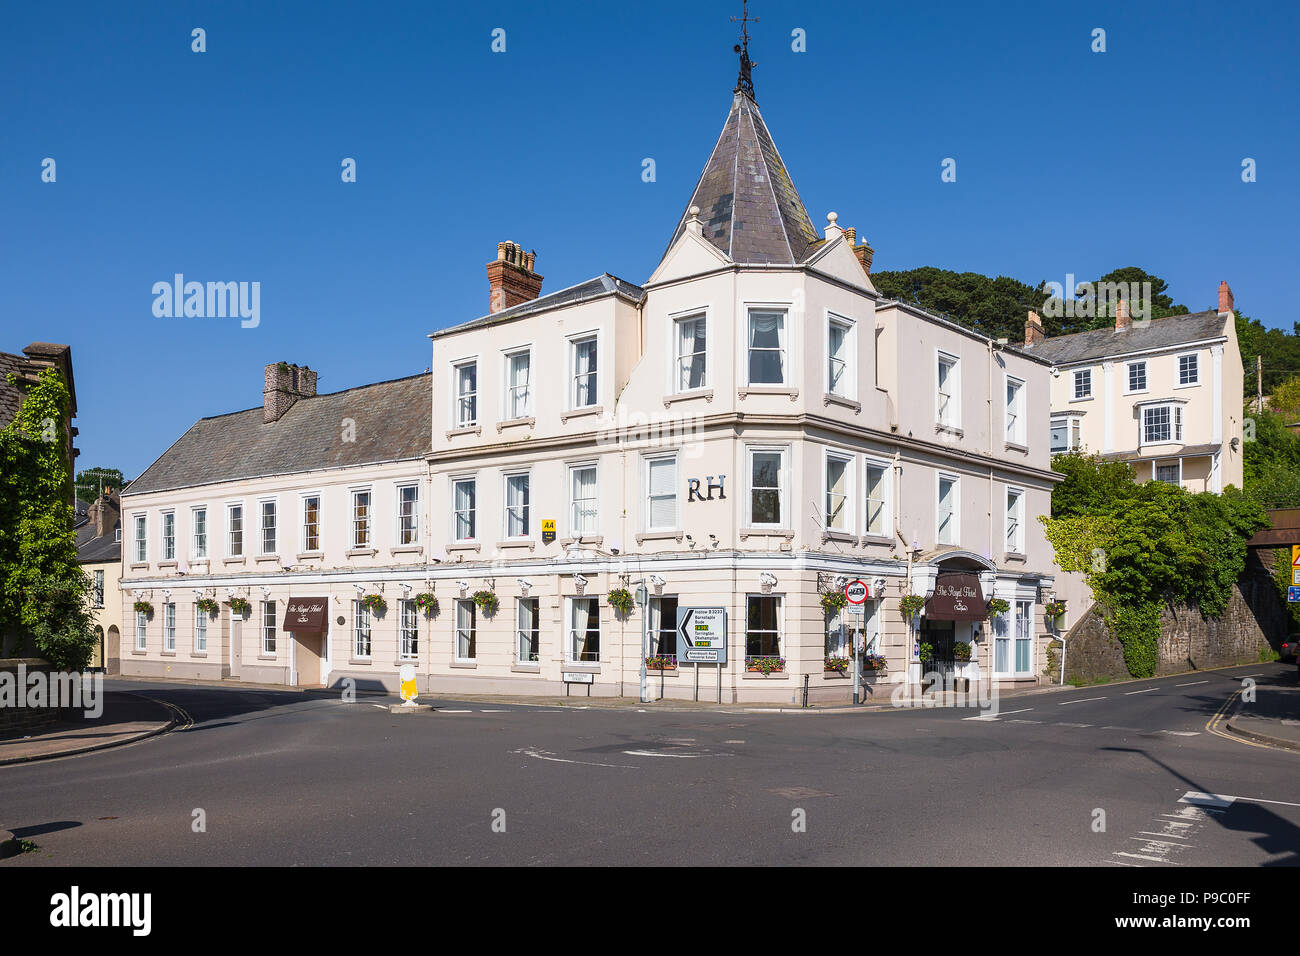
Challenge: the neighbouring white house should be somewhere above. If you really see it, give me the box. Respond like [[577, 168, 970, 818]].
[[119, 45, 1067, 703]]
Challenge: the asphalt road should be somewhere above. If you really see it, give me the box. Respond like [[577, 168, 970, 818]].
[[2, 664, 1297, 866]]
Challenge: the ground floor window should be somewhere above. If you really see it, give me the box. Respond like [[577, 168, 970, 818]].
[[649, 596, 678, 660], [746, 595, 782, 659], [353, 602, 371, 659], [569, 597, 600, 662], [135, 610, 147, 650], [399, 599, 418, 660], [825, 600, 880, 659], [456, 599, 477, 661], [1015, 600, 1033, 674], [517, 597, 540, 662], [993, 600, 1034, 677], [194, 606, 207, 652], [164, 603, 176, 652], [261, 601, 276, 655]]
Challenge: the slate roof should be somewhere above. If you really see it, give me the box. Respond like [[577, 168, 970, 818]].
[[433, 274, 643, 338], [1022, 310, 1229, 366], [661, 91, 822, 267], [125, 373, 432, 496]]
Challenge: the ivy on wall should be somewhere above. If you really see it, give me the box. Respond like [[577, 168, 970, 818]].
[[0, 368, 97, 667], [1041, 453, 1267, 678]]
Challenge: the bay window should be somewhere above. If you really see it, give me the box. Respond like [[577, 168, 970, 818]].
[[747, 309, 786, 385], [745, 595, 782, 659], [748, 448, 785, 526]]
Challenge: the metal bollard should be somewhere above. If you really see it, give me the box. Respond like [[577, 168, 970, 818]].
[[802, 673, 809, 708]]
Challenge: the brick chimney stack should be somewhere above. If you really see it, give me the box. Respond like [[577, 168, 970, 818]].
[[851, 238, 874, 277], [1218, 280, 1234, 314], [263, 362, 318, 423], [487, 241, 543, 314], [1024, 310, 1045, 346], [1115, 298, 1132, 331], [89, 488, 120, 538]]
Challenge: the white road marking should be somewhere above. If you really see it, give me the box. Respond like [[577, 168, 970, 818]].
[[1059, 697, 1105, 705], [1176, 680, 1209, 687], [1125, 688, 1158, 695], [441, 709, 472, 713], [723, 739, 746, 744], [1007, 719, 1042, 724], [1115, 851, 1178, 864], [1139, 831, 1192, 841], [1180, 791, 1300, 809], [622, 749, 728, 758], [512, 746, 637, 769], [1160, 730, 1200, 737], [1056, 722, 1092, 727], [962, 707, 1033, 721], [479, 709, 507, 713], [1179, 791, 1235, 809], [370, 704, 388, 709]]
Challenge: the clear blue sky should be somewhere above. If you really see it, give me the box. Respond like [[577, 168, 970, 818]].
[[3, 0, 1297, 479]]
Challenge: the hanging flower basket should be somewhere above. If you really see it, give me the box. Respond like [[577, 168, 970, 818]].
[[746, 656, 786, 674], [133, 600, 154, 615], [824, 655, 850, 673], [645, 654, 677, 671], [986, 597, 1010, 619], [820, 590, 848, 616], [196, 598, 220, 616], [607, 587, 635, 616], [471, 590, 499, 617], [953, 641, 972, 662], [862, 653, 888, 672], [1045, 599, 1067, 625], [900, 594, 926, 621], [227, 597, 251, 617], [414, 592, 439, 617], [361, 593, 387, 615]]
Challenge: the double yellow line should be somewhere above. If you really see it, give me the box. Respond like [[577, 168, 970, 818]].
[[1205, 686, 1290, 753]]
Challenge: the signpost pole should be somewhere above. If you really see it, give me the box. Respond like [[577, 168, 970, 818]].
[[694, 661, 700, 702]]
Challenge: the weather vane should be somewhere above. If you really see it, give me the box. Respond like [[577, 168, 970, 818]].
[[731, 1, 758, 98]]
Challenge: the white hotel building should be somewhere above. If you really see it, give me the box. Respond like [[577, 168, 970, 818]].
[[120, 63, 1064, 704]]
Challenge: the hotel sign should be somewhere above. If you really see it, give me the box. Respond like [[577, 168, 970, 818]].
[[286, 597, 328, 634], [924, 573, 985, 622]]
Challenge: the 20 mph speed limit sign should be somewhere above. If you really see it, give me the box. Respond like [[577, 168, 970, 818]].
[[844, 580, 870, 604]]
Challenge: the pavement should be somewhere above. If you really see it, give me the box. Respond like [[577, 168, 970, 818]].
[[0, 692, 176, 765], [0, 663, 1295, 866], [1226, 675, 1300, 751]]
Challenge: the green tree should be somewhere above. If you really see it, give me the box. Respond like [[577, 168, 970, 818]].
[[1049, 452, 1136, 519], [0, 368, 97, 667], [74, 466, 125, 500], [1267, 376, 1300, 422]]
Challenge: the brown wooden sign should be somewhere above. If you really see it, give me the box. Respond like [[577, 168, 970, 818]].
[[286, 597, 328, 634], [924, 572, 985, 622]]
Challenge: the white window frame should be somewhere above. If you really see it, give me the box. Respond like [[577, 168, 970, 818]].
[[936, 350, 961, 429], [671, 309, 709, 394], [194, 604, 208, 652], [1072, 368, 1092, 400], [1125, 360, 1148, 395], [453, 358, 478, 428], [826, 313, 856, 399], [503, 347, 533, 420], [746, 445, 788, 528], [455, 598, 477, 662], [92, 569, 105, 608], [936, 472, 960, 546], [569, 332, 600, 409], [565, 595, 601, 663], [452, 477, 477, 541], [226, 502, 243, 558], [353, 601, 372, 659], [503, 471, 531, 540], [133, 514, 147, 563], [1141, 403, 1183, 446], [191, 506, 208, 559], [567, 462, 599, 537], [1050, 415, 1083, 454], [163, 603, 176, 652], [350, 488, 372, 549], [161, 510, 176, 561], [516, 596, 541, 663], [745, 306, 789, 387], [261, 600, 276, 655], [300, 492, 322, 553], [823, 449, 854, 533], [399, 599, 418, 660], [863, 457, 892, 538], [396, 483, 420, 546], [644, 454, 679, 533], [1176, 352, 1200, 388], [1014, 599, 1034, 677], [1005, 374, 1026, 445], [744, 593, 784, 661], [1005, 486, 1025, 555], [135, 610, 147, 650], [258, 498, 277, 555]]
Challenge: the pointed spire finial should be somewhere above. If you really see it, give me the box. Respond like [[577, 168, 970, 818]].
[[731, 1, 758, 99]]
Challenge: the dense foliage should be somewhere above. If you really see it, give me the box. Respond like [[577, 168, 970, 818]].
[[1242, 406, 1300, 508], [0, 368, 97, 668], [1042, 453, 1268, 677]]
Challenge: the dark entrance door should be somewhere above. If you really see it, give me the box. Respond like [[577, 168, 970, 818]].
[[919, 618, 955, 683]]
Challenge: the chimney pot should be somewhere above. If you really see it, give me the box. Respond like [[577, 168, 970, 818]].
[[487, 241, 544, 314]]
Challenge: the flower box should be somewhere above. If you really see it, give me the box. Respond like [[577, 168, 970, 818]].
[[645, 655, 677, 671], [745, 656, 786, 675]]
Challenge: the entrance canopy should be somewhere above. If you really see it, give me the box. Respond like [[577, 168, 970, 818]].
[[924, 572, 985, 622], [286, 597, 328, 634]]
